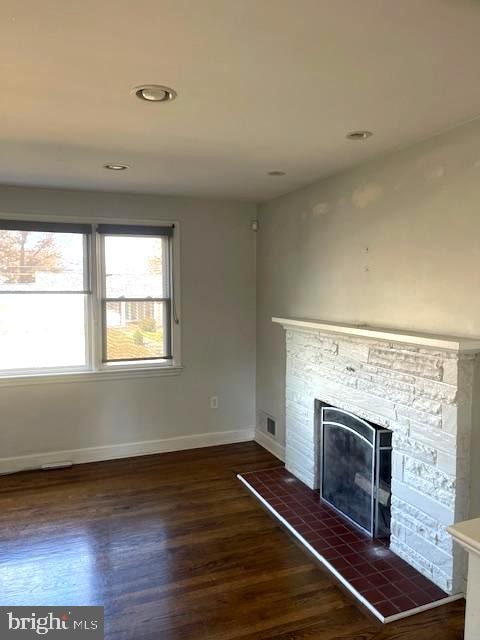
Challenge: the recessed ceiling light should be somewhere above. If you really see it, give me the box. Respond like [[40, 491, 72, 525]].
[[346, 130, 373, 140], [268, 170, 286, 176], [134, 84, 177, 102], [104, 164, 129, 171]]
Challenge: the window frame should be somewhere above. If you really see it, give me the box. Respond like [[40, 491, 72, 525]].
[[0, 214, 182, 384]]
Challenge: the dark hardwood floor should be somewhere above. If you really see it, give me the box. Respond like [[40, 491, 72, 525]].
[[0, 442, 465, 639]]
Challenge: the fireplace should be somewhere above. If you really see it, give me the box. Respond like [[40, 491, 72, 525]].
[[273, 316, 480, 594], [318, 401, 392, 538]]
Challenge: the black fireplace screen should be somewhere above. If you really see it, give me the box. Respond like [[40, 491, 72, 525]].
[[318, 403, 392, 538]]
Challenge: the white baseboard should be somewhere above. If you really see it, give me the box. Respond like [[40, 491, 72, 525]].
[[0, 427, 255, 475], [254, 429, 285, 461]]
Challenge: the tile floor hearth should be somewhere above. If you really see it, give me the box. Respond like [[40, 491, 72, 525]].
[[238, 467, 458, 623]]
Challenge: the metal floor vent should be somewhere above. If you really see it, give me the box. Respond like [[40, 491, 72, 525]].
[[258, 410, 277, 438], [267, 417, 276, 436]]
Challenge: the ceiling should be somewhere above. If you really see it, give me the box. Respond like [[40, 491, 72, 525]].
[[3, 0, 480, 202]]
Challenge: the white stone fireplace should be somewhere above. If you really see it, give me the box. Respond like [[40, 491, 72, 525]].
[[273, 317, 480, 594]]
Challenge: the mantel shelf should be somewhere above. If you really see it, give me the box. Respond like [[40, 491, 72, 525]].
[[448, 518, 480, 557], [272, 317, 480, 353]]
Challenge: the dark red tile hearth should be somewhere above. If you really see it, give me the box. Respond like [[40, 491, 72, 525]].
[[238, 466, 455, 622]]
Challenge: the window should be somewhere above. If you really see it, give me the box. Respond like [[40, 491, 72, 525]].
[[97, 225, 173, 364], [0, 219, 178, 378]]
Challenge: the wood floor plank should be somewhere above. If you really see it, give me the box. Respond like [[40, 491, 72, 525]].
[[0, 442, 465, 639]]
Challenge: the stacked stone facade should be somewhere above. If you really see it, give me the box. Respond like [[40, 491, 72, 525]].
[[283, 326, 478, 593]]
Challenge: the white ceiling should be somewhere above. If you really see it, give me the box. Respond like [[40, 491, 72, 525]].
[[3, 0, 480, 202]]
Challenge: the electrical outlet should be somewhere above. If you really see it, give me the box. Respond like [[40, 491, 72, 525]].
[[210, 396, 218, 409]]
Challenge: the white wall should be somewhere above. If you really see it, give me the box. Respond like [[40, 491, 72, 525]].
[[257, 118, 480, 453], [0, 185, 256, 468]]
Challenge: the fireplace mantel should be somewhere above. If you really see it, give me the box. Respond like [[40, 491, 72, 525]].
[[272, 317, 480, 353]]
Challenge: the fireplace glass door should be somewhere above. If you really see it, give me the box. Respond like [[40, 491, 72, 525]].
[[319, 406, 391, 537]]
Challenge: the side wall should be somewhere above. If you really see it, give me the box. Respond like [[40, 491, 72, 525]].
[[256, 118, 480, 507], [0, 185, 256, 470]]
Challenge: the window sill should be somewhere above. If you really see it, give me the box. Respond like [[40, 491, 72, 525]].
[[0, 365, 183, 387]]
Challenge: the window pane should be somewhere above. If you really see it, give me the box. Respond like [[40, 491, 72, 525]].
[[104, 301, 168, 361], [0, 230, 86, 291], [104, 235, 168, 298], [0, 294, 87, 370]]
